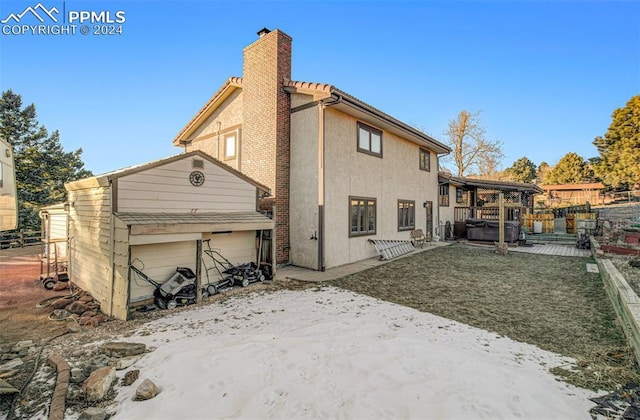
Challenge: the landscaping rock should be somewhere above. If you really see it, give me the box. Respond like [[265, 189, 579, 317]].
[[71, 367, 85, 384], [53, 282, 69, 291], [0, 358, 23, 372], [630, 258, 640, 268], [135, 378, 158, 400], [122, 369, 139, 386], [82, 366, 115, 401], [51, 297, 74, 310], [67, 319, 82, 333], [115, 355, 142, 370], [0, 378, 19, 395], [67, 301, 89, 315], [101, 342, 146, 358], [78, 407, 107, 420], [80, 310, 98, 318]]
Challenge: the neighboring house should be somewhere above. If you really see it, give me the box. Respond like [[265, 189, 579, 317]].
[[173, 28, 451, 271], [438, 173, 542, 238], [539, 183, 605, 207], [0, 137, 17, 232], [65, 151, 273, 320]]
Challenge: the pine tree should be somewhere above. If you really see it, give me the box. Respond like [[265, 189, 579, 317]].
[[593, 95, 640, 189], [505, 157, 537, 183], [0, 90, 92, 230]]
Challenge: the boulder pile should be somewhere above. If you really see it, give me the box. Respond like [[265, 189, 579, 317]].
[[47, 290, 108, 328]]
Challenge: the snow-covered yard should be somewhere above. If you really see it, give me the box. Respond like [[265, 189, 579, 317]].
[[107, 286, 596, 419]]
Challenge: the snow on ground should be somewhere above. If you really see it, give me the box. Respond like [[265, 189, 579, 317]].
[[109, 286, 596, 419]]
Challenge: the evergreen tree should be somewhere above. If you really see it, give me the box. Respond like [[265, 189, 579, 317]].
[[593, 95, 640, 189], [544, 152, 590, 184], [0, 90, 92, 230], [505, 157, 537, 183]]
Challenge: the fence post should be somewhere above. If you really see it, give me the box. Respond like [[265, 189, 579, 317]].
[[19, 230, 25, 248]]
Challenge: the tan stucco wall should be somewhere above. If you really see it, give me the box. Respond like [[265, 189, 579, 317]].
[[189, 90, 243, 160], [289, 104, 319, 269], [291, 93, 314, 108], [323, 108, 440, 268]]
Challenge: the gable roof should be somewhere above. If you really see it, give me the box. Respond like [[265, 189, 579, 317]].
[[65, 150, 270, 194], [438, 173, 543, 194], [172, 77, 450, 154]]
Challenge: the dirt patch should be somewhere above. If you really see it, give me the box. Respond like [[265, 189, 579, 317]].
[[329, 244, 638, 391]]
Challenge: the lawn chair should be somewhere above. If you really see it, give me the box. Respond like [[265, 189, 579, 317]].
[[411, 229, 427, 248]]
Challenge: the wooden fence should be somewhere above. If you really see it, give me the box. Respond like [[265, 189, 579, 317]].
[[521, 214, 554, 233], [566, 213, 597, 234], [0, 230, 42, 249]]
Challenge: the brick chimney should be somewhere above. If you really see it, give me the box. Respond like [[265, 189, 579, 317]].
[[241, 28, 292, 264]]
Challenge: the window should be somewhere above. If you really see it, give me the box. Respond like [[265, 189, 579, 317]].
[[350, 197, 376, 236], [224, 133, 236, 159], [419, 148, 430, 172], [439, 184, 450, 207], [398, 200, 415, 231], [456, 188, 468, 204], [357, 122, 382, 157]]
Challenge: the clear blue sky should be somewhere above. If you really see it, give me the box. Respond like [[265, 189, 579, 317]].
[[1, 0, 638, 175]]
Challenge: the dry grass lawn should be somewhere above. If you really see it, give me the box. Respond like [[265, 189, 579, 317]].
[[329, 244, 639, 390]]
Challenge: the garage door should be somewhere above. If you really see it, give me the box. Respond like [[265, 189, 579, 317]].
[[201, 231, 256, 283], [130, 240, 197, 302], [129, 231, 257, 302]]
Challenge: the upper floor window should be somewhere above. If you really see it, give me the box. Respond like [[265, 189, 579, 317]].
[[398, 200, 415, 231], [439, 184, 450, 207], [357, 122, 382, 158], [419, 148, 430, 172], [224, 133, 236, 159], [350, 196, 377, 237]]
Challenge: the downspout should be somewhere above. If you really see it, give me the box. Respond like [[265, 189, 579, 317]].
[[317, 102, 326, 271], [317, 95, 342, 271], [436, 152, 450, 240]]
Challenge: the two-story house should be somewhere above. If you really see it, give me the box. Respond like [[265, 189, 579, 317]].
[[173, 28, 451, 271]]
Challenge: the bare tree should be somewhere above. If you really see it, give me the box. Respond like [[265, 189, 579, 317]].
[[445, 110, 503, 177]]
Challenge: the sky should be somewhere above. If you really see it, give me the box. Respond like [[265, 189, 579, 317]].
[[0, 0, 638, 175]]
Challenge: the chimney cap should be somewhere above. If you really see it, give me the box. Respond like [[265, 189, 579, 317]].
[[257, 27, 271, 37]]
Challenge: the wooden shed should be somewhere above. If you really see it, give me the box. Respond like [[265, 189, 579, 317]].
[[40, 203, 68, 259], [65, 151, 274, 320]]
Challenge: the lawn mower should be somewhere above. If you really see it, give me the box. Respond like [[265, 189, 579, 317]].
[[130, 259, 197, 310], [201, 239, 265, 295]]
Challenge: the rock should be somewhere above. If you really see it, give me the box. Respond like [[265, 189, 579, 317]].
[[115, 355, 142, 370], [80, 310, 98, 318], [51, 298, 74, 310], [101, 342, 146, 358], [630, 258, 640, 268], [13, 340, 33, 349], [0, 358, 23, 372], [135, 378, 158, 400], [67, 319, 82, 333], [92, 355, 111, 369], [82, 366, 115, 401], [67, 301, 89, 315], [50, 309, 72, 320], [122, 369, 139, 386], [0, 370, 16, 379], [78, 295, 94, 303], [78, 407, 107, 420], [0, 378, 19, 395], [71, 367, 85, 383]]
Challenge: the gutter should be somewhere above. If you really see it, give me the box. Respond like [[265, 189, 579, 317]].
[[329, 92, 450, 154]]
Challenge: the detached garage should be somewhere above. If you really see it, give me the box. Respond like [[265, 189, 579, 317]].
[[65, 151, 274, 320]]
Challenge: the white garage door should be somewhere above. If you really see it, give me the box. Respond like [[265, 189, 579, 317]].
[[201, 231, 256, 283], [130, 240, 197, 302], [129, 231, 257, 302]]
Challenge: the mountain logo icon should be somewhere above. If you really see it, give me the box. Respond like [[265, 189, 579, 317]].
[[1, 3, 59, 24]]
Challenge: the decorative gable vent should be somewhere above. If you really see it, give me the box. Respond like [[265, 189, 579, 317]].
[[192, 159, 204, 169]]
